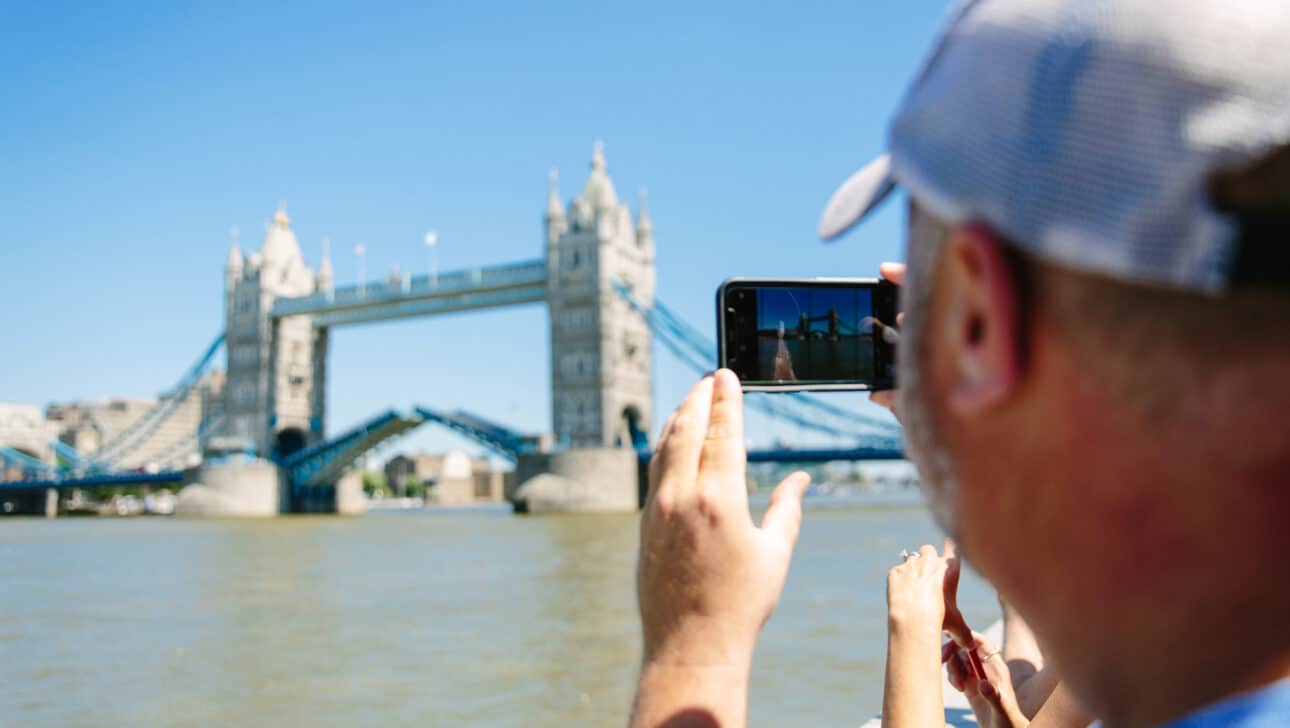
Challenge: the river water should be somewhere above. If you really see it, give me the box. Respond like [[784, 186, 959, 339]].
[[1, 495, 1000, 727]]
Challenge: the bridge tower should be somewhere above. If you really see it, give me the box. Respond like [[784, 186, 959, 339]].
[[545, 142, 654, 449], [223, 206, 329, 460]]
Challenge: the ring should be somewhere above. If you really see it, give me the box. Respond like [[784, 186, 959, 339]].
[[901, 549, 919, 560], [982, 650, 1002, 661]]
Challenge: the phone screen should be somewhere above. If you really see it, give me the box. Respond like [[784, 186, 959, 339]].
[[719, 279, 897, 391]]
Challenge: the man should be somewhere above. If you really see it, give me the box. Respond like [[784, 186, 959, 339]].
[[631, 1, 1290, 726]]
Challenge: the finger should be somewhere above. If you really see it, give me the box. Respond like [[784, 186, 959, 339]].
[[655, 408, 680, 452], [879, 261, 906, 285], [941, 639, 956, 664], [760, 471, 810, 546], [974, 638, 1011, 685], [645, 408, 681, 506], [942, 539, 973, 647], [869, 389, 895, 410], [918, 543, 938, 558], [978, 679, 1008, 717], [653, 376, 715, 501], [946, 650, 968, 692], [697, 369, 748, 504]]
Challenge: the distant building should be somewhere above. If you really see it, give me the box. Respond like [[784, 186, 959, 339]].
[[0, 403, 59, 479], [384, 450, 511, 504], [42, 371, 224, 470]]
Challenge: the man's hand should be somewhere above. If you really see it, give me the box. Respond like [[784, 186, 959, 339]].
[[870, 261, 905, 416], [630, 370, 811, 727]]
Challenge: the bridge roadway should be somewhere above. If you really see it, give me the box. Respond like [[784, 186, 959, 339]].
[[270, 260, 548, 328]]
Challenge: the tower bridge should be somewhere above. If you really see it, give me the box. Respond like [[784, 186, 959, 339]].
[[1, 142, 905, 517], [208, 142, 655, 514]]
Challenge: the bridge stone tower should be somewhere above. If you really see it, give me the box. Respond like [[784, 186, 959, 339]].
[[545, 142, 655, 449], [223, 206, 329, 459]]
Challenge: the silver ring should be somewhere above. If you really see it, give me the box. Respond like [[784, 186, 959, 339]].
[[901, 549, 919, 560], [982, 650, 1002, 661]]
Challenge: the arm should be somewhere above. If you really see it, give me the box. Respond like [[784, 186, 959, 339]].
[[629, 371, 811, 728], [882, 605, 949, 728], [947, 638, 1091, 728], [881, 542, 970, 728]]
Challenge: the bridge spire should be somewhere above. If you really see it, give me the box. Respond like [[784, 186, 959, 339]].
[[226, 226, 243, 275], [545, 167, 566, 245], [546, 168, 563, 219], [317, 238, 334, 291], [579, 139, 618, 211], [636, 187, 653, 249]]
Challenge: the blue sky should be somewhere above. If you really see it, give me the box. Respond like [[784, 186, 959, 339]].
[[0, 2, 947, 458]]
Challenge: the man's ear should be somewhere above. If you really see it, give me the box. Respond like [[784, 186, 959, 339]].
[[940, 223, 1025, 415]]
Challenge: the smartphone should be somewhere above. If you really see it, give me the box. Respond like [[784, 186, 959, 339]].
[[717, 277, 898, 392]]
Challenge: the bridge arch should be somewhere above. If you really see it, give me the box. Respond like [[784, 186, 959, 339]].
[[619, 405, 648, 451], [272, 427, 308, 459]]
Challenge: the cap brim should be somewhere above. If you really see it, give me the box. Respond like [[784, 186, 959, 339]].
[[818, 153, 898, 241]]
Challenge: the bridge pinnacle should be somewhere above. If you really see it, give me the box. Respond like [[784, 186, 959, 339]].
[[636, 187, 653, 247], [226, 226, 243, 271], [546, 167, 563, 219], [317, 238, 334, 291], [592, 139, 605, 170], [579, 139, 618, 210]]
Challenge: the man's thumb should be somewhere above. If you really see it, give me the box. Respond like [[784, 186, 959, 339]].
[[761, 471, 810, 545]]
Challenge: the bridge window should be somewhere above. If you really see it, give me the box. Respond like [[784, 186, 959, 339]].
[[560, 310, 594, 333]]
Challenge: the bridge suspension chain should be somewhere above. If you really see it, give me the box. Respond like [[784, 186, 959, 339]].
[[95, 333, 225, 465]]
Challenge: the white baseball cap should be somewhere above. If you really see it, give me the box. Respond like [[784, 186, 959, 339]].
[[819, 0, 1290, 292]]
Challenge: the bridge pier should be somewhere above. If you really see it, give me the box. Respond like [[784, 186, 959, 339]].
[[175, 459, 281, 517], [335, 469, 366, 515], [510, 447, 639, 513]]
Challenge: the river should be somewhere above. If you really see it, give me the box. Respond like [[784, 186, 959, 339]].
[[1, 495, 1000, 727]]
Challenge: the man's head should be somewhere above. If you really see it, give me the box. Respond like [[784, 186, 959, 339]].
[[820, 1, 1290, 724]]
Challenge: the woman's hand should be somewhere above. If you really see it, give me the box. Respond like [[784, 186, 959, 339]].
[[881, 540, 971, 728], [946, 633, 1031, 728], [886, 540, 973, 647]]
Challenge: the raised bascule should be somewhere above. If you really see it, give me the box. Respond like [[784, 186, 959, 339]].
[[0, 143, 904, 517]]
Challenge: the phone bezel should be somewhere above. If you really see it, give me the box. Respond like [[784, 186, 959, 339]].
[[716, 276, 897, 393]]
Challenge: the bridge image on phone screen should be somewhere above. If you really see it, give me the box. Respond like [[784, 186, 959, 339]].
[[722, 281, 896, 390]]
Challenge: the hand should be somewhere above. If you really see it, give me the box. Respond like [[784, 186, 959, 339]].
[[870, 261, 905, 417], [886, 540, 974, 647], [636, 370, 811, 667], [946, 633, 1031, 728]]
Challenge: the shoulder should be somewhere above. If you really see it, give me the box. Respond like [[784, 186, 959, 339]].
[[1162, 679, 1290, 728]]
